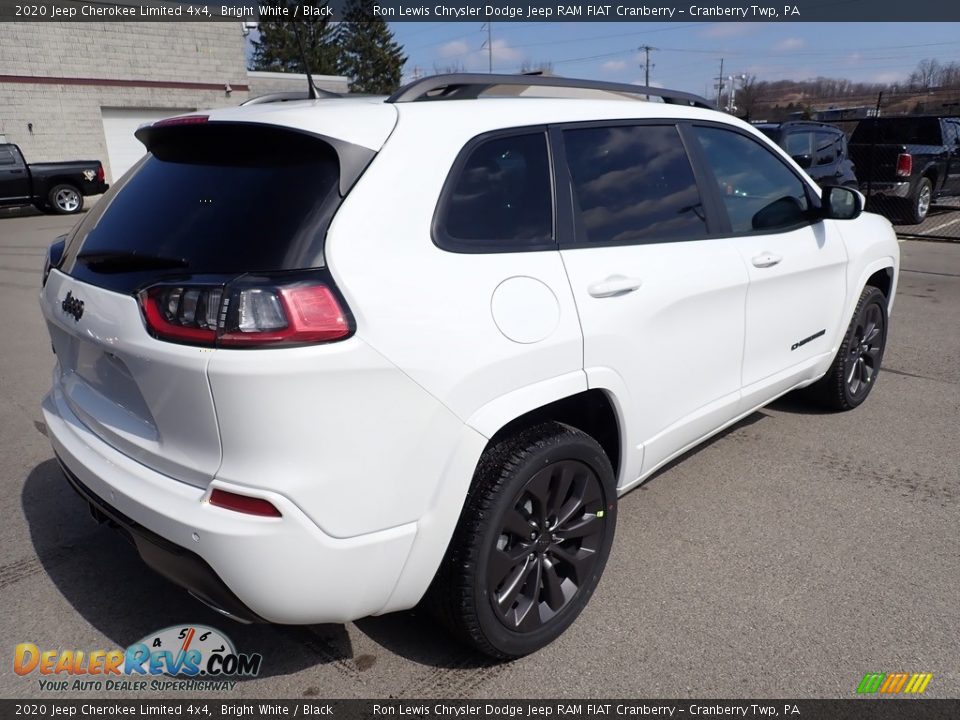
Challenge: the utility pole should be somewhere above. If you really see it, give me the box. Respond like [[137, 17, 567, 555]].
[[714, 57, 724, 109], [481, 23, 493, 73], [639, 45, 657, 86]]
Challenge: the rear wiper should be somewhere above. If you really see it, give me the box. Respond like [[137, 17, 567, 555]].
[[76, 250, 188, 273]]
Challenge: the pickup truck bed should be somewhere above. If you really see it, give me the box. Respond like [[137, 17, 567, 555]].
[[849, 116, 960, 224], [0, 144, 109, 215]]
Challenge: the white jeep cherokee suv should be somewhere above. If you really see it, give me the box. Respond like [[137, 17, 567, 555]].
[[39, 74, 899, 659]]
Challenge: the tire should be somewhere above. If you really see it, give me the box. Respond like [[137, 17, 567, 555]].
[[906, 177, 932, 224], [48, 184, 84, 214], [427, 422, 617, 659], [810, 286, 888, 411]]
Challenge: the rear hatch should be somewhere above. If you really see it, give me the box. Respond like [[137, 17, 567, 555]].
[[40, 118, 379, 488]]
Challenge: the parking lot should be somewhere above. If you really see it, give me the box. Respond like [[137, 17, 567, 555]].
[[0, 209, 957, 699]]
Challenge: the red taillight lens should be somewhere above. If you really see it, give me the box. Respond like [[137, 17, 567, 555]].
[[209, 489, 281, 517], [896, 153, 913, 178], [140, 285, 221, 345], [219, 284, 348, 346], [96, 165, 105, 183], [138, 277, 351, 348]]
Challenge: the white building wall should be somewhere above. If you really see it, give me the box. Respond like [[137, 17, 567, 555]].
[[0, 22, 348, 182]]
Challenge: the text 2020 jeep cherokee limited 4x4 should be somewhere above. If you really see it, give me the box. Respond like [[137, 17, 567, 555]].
[[39, 74, 900, 659]]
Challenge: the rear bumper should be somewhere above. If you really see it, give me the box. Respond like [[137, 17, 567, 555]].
[[42, 384, 419, 624], [864, 181, 911, 198], [59, 460, 264, 623]]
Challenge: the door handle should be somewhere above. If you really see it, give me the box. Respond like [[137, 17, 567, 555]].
[[9, 169, 24, 174], [751, 253, 783, 269], [587, 275, 643, 298]]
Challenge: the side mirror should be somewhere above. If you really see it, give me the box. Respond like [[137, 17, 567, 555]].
[[791, 153, 813, 169], [820, 185, 863, 220]]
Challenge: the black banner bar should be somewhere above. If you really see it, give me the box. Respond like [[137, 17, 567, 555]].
[[2, 0, 960, 22], [1, 700, 959, 720]]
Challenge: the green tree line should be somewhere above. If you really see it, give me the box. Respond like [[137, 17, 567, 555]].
[[251, 0, 407, 95]]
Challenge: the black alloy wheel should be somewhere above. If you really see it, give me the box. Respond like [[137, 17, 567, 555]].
[[488, 459, 606, 632], [427, 422, 617, 659], [811, 285, 888, 411], [845, 301, 884, 398]]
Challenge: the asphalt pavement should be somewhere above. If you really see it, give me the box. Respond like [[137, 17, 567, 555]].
[[0, 208, 957, 699]]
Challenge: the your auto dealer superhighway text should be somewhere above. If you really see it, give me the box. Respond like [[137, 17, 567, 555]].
[[376, 5, 799, 18]]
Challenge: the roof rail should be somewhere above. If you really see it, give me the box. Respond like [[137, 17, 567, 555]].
[[241, 88, 342, 106], [386, 73, 712, 109]]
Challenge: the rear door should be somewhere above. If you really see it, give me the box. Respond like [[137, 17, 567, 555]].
[[556, 122, 749, 483], [0, 145, 30, 202], [686, 124, 848, 411]]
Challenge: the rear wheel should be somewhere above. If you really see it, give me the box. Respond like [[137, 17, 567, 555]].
[[810, 286, 888, 411], [428, 422, 617, 659], [48, 184, 83, 214]]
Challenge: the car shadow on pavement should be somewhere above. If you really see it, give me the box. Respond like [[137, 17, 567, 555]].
[[767, 389, 838, 416], [355, 611, 500, 671], [21, 458, 355, 680]]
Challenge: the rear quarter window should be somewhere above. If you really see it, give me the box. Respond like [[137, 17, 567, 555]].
[[434, 131, 554, 253]]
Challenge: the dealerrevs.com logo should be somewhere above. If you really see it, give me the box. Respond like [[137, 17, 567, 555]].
[[14, 625, 262, 692]]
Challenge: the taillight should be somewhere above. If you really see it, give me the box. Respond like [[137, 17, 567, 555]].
[[219, 284, 348, 346], [896, 153, 913, 178], [137, 274, 352, 348], [209, 489, 281, 517], [96, 165, 105, 183]]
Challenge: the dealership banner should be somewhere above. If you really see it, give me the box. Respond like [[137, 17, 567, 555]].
[[1, 700, 960, 720], [2, 0, 960, 21]]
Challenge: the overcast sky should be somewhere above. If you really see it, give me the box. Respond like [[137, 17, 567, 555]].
[[388, 22, 960, 94]]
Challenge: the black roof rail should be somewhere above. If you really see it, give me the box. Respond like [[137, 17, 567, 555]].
[[241, 88, 342, 106], [386, 73, 712, 109]]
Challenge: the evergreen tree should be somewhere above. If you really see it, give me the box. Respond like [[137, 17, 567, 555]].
[[251, 0, 340, 77], [337, 1, 407, 94]]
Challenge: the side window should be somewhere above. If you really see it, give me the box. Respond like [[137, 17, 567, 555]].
[[0, 148, 15, 166], [693, 125, 811, 234], [945, 121, 960, 147], [438, 132, 553, 251], [815, 131, 840, 166], [562, 124, 707, 245], [785, 131, 813, 158]]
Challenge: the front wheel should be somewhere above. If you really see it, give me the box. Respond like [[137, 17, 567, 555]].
[[811, 286, 888, 411], [48, 184, 83, 214], [427, 422, 617, 659]]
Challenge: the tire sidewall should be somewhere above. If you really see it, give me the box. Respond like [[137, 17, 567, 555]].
[[471, 432, 617, 657], [838, 287, 888, 409]]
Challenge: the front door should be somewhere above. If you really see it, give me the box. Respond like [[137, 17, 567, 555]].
[[686, 124, 848, 410]]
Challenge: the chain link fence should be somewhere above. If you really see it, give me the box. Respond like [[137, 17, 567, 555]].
[[751, 88, 960, 241]]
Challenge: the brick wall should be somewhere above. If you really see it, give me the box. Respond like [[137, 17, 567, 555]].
[[0, 23, 348, 180]]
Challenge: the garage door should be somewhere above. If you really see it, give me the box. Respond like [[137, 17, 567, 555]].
[[101, 108, 193, 182]]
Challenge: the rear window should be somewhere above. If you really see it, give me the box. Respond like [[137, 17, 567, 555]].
[[850, 118, 943, 145], [62, 124, 341, 289]]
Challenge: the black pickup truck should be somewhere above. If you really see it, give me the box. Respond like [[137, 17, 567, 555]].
[[0, 143, 109, 215], [849, 116, 960, 223]]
